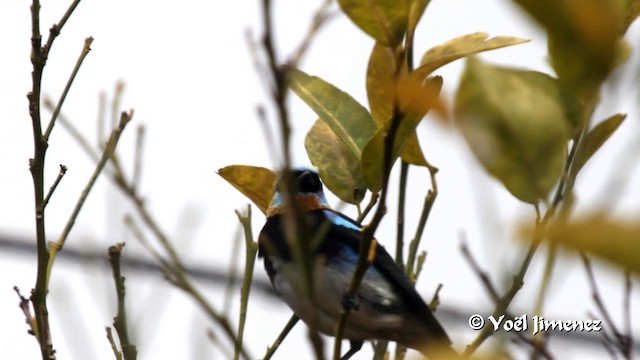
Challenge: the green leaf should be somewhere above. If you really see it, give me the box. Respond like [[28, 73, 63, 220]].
[[217, 165, 276, 215], [337, 0, 412, 46], [455, 57, 570, 204], [362, 76, 442, 191], [541, 216, 640, 274], [289, 67, 379, 158], [305, 119, 367, 204], [571, 113, 626, 178], [417, 32, 529, 76], [514, 0, 624, 86]]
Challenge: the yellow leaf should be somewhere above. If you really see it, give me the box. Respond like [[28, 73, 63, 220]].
[[217, 165, 276, 215], [417, 32, 529, 76], [539, 216, 640, 273]]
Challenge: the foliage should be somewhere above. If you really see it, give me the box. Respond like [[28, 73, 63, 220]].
[[15, 0, 639, 359], [220, 0, 640, 359]]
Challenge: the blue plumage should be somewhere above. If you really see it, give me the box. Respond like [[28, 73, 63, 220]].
[[258, 168, 456, 359]]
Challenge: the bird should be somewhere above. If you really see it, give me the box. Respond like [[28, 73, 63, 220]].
[[258, 167, 457, 359]]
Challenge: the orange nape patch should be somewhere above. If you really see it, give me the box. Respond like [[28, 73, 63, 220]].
[[266, 194, 330, 217]]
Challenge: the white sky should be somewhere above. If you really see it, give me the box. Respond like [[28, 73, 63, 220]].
[[1, 1, 639, 359]]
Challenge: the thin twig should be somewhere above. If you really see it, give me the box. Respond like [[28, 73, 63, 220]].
[[56, 95, 249, 358], [254, 105, 280, 164], [42, 164, 67, 209], [414, 250, 427, 280], [14, 287, 36, 337], [98, 92, 106, 144], [42, 0, 82, 58], [464, 216, 544, 356], [581, 252, 631, 358], [44, 37, 93, 142], [512, 334, 555, 360], [223, 226, 243, 314], [44, 99, 100, 161], [623, 270, 633, 357], [111, 82, 124, 131], [105, 327, 123, 360], [46, 110, 133, 285], [131, 125, 145, 194], [356, 191, 378, 223], [257, 2, 325, 359], [131, 211, 253, 360], [460, 238, 500, 303], [405, 163, 438, 278], [287, 0, 334, 66], [582, 253, 621, 337], [263, 315, 301, 360], [460, 238, 559, 359], [531, 243, 558, 360], [108, 243, 137, 360], [233, 206, 258, 360], [428, 283, 443, 311], [396, 161, 409, 268], [333, 76, 406, 360]]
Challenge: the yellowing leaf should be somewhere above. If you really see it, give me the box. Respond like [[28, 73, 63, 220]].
[[305, 119, 367, 204], [337, 0, 412, 46], [217, 165, 276, 214], [362, 76, 442, 191], [417, 32, 529, 76], [400, 132, 427, 166], [367, 42, 401, 125], [541, 216, 640, 273], [366, 43, 443, 167], [395, 72, 444, 117], [289, 67, 378, 158], [455, 57, 570, 204], [572, 113, 626, 179]]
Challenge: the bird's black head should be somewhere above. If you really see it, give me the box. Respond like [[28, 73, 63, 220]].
[[266, 167, 328, 216], [289, 168, 323, 194]]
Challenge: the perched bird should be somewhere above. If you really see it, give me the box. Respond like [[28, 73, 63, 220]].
[[258, 167, 456, 359]]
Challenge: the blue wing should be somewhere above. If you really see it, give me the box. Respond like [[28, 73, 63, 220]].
[[320, 208, 451, 343]]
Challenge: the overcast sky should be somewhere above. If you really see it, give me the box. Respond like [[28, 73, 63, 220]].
[[1, 1, 639, 359]]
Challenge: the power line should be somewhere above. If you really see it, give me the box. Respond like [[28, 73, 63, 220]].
[[2, 233, 638, 352]]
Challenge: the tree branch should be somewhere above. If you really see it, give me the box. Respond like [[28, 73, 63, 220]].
[[108, 243, 137, 360]]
